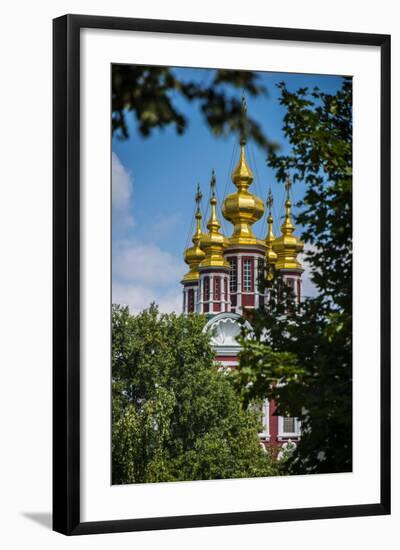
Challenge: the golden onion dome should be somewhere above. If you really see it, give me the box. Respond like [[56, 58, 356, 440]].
[[222, 139, 265, 245], [273, 179, 304, 271], [199, 171, 230, 269], [182, 185, 206, 283], [265, 189, 278, 270]]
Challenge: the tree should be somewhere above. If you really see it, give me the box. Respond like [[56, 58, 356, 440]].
[[112, 65, 277, 151], [112, 303, 279, 484], [232, 78, 352, 475]]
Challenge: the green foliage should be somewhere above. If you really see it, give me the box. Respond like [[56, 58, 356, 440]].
[[112, 65, 278, 152], [232, 78, 352, 475], [112, 303, 279, 484], [269, 79, 352, 310]]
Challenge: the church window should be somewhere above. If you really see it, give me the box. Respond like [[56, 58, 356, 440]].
[[257, 257, 265, 289], [229, 258, 237, 293], [188, 288, 195, 312], [283, 416, 296, 433], [214, 276, 221, 300], [203, 276, 210, 302], [287, 277, 295, 293], [278, 415, 301, 438], [243, 258, 253, 291]]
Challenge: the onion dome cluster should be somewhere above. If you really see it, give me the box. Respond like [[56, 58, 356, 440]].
[[182, 99, 304, 286]]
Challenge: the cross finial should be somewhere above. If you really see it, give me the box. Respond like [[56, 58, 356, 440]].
[[210, 169, 216, 197], [239, 94, 248, 146], [266, 188, 274, 212], [285, 177, 292, 198], [195, 183, 202, 205]]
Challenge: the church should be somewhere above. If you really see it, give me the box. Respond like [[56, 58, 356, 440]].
[[181, 124, 305, 452]]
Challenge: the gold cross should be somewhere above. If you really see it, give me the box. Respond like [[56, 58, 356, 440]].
[[210, 169, 216, 196], [285, 177, 292, 197], [266, 189, 273, 211], [195, 183, 202, 205]]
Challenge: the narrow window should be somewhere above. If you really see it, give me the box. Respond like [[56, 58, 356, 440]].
[[229, 258, 237, 293], [243, 258, 253, 291], [203, 276, 210, 302], [287, 277, 295, 293], [214, 276, 221, 301], [188, 288, 195, 312], [257, 257, 265, 289]]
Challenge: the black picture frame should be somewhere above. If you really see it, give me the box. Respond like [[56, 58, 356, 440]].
[[53, 14, 391, 536]]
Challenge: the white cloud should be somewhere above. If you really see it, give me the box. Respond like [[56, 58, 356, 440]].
[[112, 153, 186, 313], [112, 152, 134, 229], [113, 241, 184, 287], [112, 282, 182, 315], [112, 240, 185, 314], [148, 213, 182, 242], [112, 283, 155, 313], [157, 291, 183, 314], [111, 154, 185, 314]]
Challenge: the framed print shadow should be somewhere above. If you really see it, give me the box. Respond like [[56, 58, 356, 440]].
[[53, 14, 391, 535]]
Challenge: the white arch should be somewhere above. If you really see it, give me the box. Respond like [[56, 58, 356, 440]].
[[203, 312, 253, 356]]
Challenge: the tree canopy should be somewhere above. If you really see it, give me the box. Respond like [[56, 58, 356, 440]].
[[112, 304, 279, 484], [112, 65, 277, 151], [232, 78, 352, 475]]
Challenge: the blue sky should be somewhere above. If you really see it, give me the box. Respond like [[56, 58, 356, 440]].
[[112, 68, 345, 313]]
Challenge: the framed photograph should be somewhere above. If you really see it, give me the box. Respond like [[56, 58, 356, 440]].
[[53, 14, 390, 535]]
